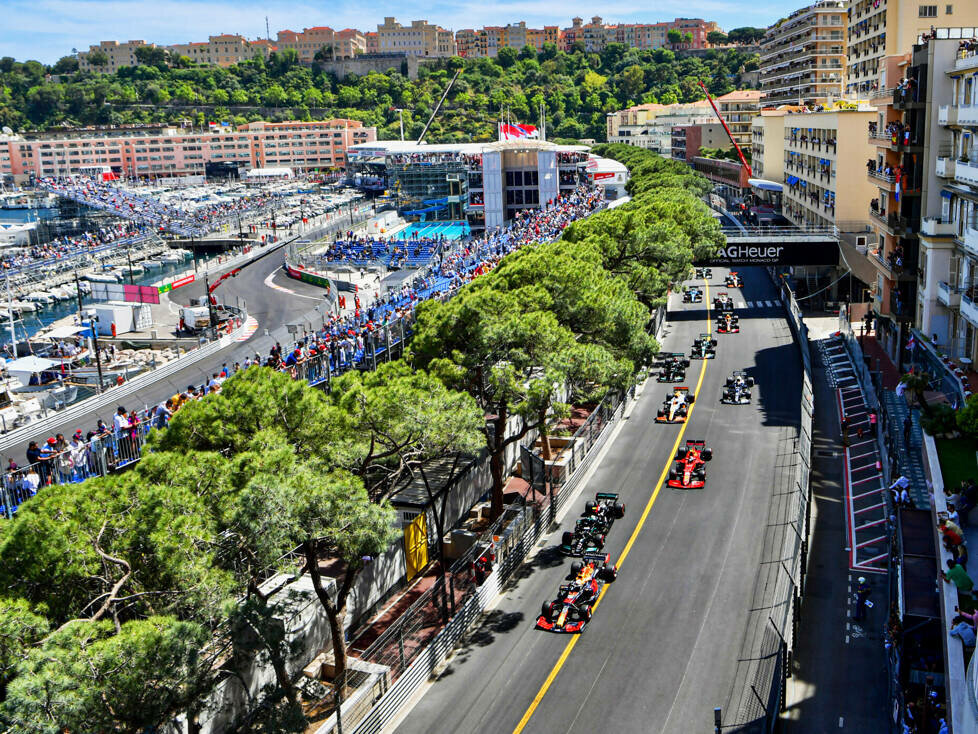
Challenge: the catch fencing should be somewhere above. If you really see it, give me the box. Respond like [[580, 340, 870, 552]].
[[722, 274, 814, 733]]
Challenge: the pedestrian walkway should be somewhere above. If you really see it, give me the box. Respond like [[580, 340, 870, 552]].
[[882, 391, 929, 509]]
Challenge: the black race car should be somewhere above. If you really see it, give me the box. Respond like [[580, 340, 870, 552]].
[[559, 516, 608, 556], [695, 267, 713, 280], [657, 352, 690, 382], [725, 272, 744, 288], [536, 552, 618, 633], [683, 286, 703, 303], [716, 312, 740, 334], [583, 492, 626, 528], [656, 386, 695, 423], [667, 440, 713, 489], [690, 333, 717, 360], [713, 292, 734, 312], [721, 371, 754, 405]]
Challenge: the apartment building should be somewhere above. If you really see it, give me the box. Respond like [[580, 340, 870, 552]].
[[751, 110, 789, 182], [167, 34, 276, 67], [846, 0, 978, 96], [275, 27, 365, 62], [365, 33, 380, 54], [716, 90, 766, 150], [0, 120, 376, 182], [455, 23, 561, 57], [77, 40, 158, 73], [670, 123, 733, 162], [758, 1, 847, 106], [377, 18, 456, 57], [607, 102, 714, 155], [560, 16, 716, 53]]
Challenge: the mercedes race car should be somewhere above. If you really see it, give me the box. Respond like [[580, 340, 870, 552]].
[[690, 333, 717, 360], [583, 492, 626, 528], [724, 272, 744, 288], [536, 553, 618, 633], [559, 517, 608, 556], [657, 352, 691, 382], [695, 267, 713, 280], [716, 312, 740, 334], [721, 371, 755, 405], [667, 440, 713, 489], [713, 292, 735, 312], [683, 286, 703, 303], [656, 386, 695, 423]]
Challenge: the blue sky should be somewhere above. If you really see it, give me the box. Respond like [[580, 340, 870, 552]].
[[1, 0, 786, 64]]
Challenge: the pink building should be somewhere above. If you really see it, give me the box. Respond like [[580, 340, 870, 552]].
[[0, 120, 376, 182]]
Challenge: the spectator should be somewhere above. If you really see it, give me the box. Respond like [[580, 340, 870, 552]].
[[951, 615, 977, 646], [940, 518, 965, 550], [853, 576, 871, 621], [942, 559, 975, 595]]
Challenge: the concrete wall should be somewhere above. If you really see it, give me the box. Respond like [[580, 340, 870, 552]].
[[316, 54, 419, 80]]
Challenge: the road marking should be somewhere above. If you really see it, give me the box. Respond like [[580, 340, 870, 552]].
[[263, 270, 324, 301], [511, 279, 713, 734], [236, 316, 259, 342], [840, 716, 845, 727]]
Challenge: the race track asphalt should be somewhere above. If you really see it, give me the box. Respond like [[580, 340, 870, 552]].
[[393, 266, 802, 734], [3, 250, 329, 464]]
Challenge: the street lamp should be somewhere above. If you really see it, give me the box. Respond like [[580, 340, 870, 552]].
[[85, 309, 105, 394]]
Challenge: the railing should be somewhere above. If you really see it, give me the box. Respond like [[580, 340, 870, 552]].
[[868, 170, 897, 186]]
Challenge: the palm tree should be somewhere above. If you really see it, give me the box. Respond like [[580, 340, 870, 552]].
[[900, 371, 932, 414]]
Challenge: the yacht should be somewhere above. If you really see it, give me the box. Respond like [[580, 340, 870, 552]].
[[25, 292, 53, 306]]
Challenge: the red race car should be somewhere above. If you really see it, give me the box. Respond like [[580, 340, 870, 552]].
[[537, 553, 618, 633], [667, 440, 713, 489], [716, 312, 740, 334]]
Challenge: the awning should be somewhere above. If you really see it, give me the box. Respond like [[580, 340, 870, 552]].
[[4, 356, 61, 373], [749, 178, 783, 192], [42, 325, 92, 340]]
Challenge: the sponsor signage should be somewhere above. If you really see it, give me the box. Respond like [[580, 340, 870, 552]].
[[698, 240, 839, 267], [91, 283, 160, 305]]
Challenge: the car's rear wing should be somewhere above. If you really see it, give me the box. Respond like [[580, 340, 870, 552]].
[[685, 439, 706, 449], [582, 551, 612, 564], [732, 370, 748, 377], [673, 387, 690, 394], [594, 492, 619, 502]]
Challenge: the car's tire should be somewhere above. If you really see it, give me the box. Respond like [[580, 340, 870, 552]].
[[584, 501, 597, 516], [725, 378, 732, 387], [688, 393, 696, 404], [598, 565, 618, 582], [748, 377, 755, 387], [561, 531, 574, 546], [583, 605, 593, 622], [542, 600, 555, 618], [677, 447, 688, 459], [571, 561, 583, 575], [613, 502, 625, 518], [683, 359, 691, 367], [702, 448, 713, 461]]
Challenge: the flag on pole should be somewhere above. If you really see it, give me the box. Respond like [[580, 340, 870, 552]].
[[498, 122, 539, 141], [894, 179, 901, 202], [208, 122, 219, 130], [906, 334, 916, 351]]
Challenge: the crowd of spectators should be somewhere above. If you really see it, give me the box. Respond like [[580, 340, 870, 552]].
[[0, 220, 146, 273], [1, 185, 604, 513]]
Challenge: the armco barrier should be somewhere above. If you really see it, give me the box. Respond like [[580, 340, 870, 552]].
[[0, 315, 249, 456]]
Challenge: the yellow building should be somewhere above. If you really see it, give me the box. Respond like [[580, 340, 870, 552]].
[[846, 0, 978, 95], [377, 18, 456, 57], [759, 1, 846, 106], [275, 27, 365, 62], [77, 40, 156, 72], [715, 90, 766, 150], [751, 110, 788, 182], [168, 35, 274, 67]]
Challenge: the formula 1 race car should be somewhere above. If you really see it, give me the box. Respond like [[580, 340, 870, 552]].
[[656, 386, 695, 423], [725, 272, 744, 288], [683, 286, 703, 303], [536, 552, 618, 633], [583, 492, 626, 529], [713, 292, 735, 312], [657, 352, 691, 382], [559, 517, 608, 556], [695, 267, 713, 280], [721, 371, 755, 405], [690, 333, 717, 360], [667, 440, 713, 489], [716, 312, 740, 334]]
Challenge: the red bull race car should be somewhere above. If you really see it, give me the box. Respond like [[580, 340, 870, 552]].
[[716, 312, 740, 334], [713, 292, 735, 312], [725, 272, 744, 288], [537, 552, 618, 633], [656, 386, 695, 423], [667, 440, 713, 489]]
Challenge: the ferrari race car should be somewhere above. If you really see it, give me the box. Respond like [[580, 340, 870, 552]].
[[721, 371, 755, 405], [716, 312, 740, 334], [667, 440, 713, 489], [725, 272, 744, 288], [713, 292, 735, 312], [695, 267, 713, 280], [656, 386, 695, 423], [690, 333, 717, 360], [537, 553, 618, 633], [657, 352, 691, 382], [683, 286, 703, 304]]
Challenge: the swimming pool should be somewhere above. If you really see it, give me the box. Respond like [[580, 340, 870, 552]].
[[397, 220, 470, 241]]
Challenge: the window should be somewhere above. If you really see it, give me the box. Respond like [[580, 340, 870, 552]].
[[918, 5, 937, 16], [946, 4, 953, 12]]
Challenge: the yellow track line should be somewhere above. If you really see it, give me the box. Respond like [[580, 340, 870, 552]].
[[511, 280, 712, 734]]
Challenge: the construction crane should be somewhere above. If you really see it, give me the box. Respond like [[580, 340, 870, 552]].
[[697, 81, 753, 178], [416, 69, 462, 144]]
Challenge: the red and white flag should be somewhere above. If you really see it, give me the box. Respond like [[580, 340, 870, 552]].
[[499, 122, 539, 141]]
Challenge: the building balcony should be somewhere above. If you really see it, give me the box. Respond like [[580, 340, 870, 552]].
[[921, 217, 956, 237], [939, 105, 956, 126], [961, 291, 978, 328], [938, 280, 962, 308], [868, 170, 896, 190], [953, 51, 978, 72], [957, 228, 978, 258], [955, 106, 978, 127], [936, 157, 956, 179], [870, 208, 908, 235], [955, 160, 978, 187]]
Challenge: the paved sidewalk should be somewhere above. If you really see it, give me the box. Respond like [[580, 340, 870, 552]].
[[782, 338, 889, 732], [883, 392, 929, 509]]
